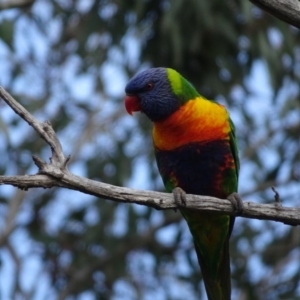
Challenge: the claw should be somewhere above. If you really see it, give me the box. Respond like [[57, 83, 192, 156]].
[[173, 187, 187, 211], [227, 192, 244, 215]]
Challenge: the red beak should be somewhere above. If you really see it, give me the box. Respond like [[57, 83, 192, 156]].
[[124, 95, 141, 115]]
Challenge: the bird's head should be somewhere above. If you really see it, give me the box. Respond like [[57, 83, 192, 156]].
[[124, 67, 199, 122]]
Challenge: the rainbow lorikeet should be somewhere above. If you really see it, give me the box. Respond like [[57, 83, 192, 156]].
[[124, 68, 240, 300]]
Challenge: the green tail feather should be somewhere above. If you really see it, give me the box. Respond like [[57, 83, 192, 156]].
[[181, 209, 233, 300], [195, 237, 231, 300]]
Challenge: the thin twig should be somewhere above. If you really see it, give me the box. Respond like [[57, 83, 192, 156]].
[[0, 87, 66, 168], [0, 189, 25, 246], [272, 186, 281, 208], [6, 241, 25, 298]]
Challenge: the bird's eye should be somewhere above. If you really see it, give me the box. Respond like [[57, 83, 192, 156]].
[[145, 83, 154, 91]]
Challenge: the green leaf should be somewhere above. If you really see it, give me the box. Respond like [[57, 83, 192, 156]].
[[0, 19, 14, 49]]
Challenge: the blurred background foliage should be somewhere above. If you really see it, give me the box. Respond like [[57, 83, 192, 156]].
[[0, 0, 300, 299]]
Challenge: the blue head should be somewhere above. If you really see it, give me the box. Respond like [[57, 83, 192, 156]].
[[124, 68, 183, 122]]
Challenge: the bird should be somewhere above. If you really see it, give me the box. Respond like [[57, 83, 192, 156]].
[[124, 67, 240, 300]]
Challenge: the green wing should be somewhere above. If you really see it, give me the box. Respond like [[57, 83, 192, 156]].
[[229, 118, 239, 180]]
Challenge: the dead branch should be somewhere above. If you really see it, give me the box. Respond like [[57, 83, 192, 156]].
[[0, 86, 299, 226], [0, 0, 34, 10], [249, 0, 300, 29]]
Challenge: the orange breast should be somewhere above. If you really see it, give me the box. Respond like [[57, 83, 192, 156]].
[[152, 97, 230, 151]]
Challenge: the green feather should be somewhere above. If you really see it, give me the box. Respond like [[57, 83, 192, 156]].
[[229, 118, 240, 178], [167, 68, 199, 103]]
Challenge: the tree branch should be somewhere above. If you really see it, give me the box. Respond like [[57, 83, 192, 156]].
[[0, 0, 35, 11], [249, 0, 300, 29], [0, 189, 26, 246], [0, 86, 299, 226]]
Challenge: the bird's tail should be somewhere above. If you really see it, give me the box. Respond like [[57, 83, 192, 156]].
[[194, 237, 231, 300], [181, 210, 233, 300]]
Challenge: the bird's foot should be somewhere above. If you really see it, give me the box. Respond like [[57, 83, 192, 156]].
[[227, 192, 244, 215], [172, 187, 187, 212]]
